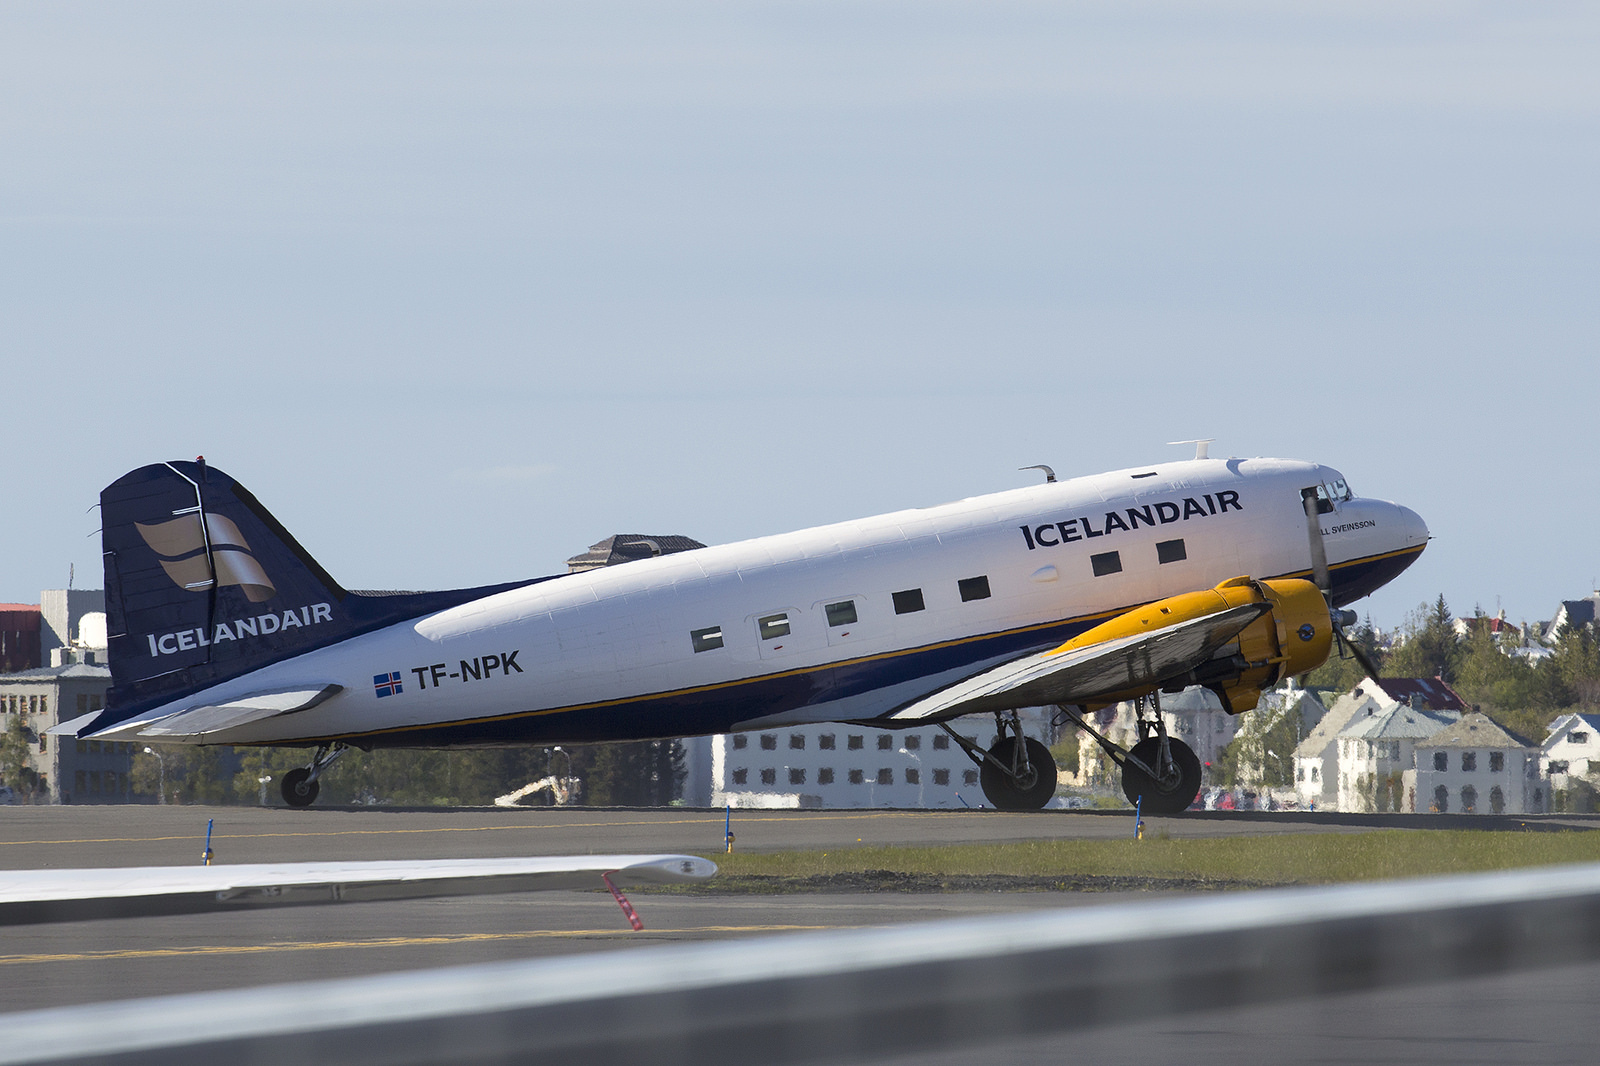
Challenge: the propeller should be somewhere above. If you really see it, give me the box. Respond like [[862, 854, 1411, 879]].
[[1302, 487, 1382, 680]]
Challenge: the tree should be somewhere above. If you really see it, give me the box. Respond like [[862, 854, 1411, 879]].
[[131, 745, 235, 804], [569, 740, 684, 806], [0, 716, 38, 796], [1450, 624, 1558, 741], [1385, 596, 1462, 682], [1549, 622, 1600, 708], [1215, 694, 1302, 789]]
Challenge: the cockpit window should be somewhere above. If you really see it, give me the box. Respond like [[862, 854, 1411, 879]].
[[1313, 479, 1353, 509]]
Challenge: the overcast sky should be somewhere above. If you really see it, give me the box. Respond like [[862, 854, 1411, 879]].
[[3, 1, 1595, 632]]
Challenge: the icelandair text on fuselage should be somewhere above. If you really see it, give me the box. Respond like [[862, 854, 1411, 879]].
[[145, 603, 334, 656], [1020, 491, 1242, 551]]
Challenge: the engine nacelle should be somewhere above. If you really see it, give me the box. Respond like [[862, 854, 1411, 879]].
[[1207, 576, 1332, 714], [1065, 575, 1333, 715]]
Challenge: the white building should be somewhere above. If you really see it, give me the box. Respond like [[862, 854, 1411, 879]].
[[1294, 677, 1466, 811], [1336, 703, 1460, 813], [697, 709, 1055, 809], [1541, 713, 1600, 812], [1542, 713, 1600, 777], [1413, 712, 1539, 815]]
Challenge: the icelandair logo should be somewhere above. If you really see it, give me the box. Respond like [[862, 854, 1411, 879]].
[[145, 603, 334, 658], [1019, 491, 1243, 551], [135, 512, 276, 603]]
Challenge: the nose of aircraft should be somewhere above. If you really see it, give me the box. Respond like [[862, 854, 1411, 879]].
[[1396, 503, 1430, 549]]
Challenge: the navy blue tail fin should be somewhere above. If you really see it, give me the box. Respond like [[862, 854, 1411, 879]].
[[97, 459, 541, 731]]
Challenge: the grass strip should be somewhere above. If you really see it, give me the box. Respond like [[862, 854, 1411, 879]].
[[662, 831, 1600, 894]]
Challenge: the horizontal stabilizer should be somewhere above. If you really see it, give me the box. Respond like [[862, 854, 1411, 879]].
[[889, 602, 1267, 721], [43, 710, 103, 738], [0, 854, 718, 926], [89, 685, 344, 741]]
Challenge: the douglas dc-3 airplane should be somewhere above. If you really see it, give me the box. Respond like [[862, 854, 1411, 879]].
[[55, 449, 1427, 814]]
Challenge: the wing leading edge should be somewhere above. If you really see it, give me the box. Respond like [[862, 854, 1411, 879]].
[[888, 601, 1270, 722]]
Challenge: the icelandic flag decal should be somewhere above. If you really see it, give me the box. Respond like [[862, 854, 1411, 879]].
[[373, 671, 403, 698]]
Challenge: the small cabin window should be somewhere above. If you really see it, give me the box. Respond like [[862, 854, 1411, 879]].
[[818, 768, 834, 785], [760, 734, 777, 750], [1461, 752, 1477, 772], [825, 600, 857, 627], [963, 769, 979, 787], [906, 768, 920, 785], [904, 734, 921, 750], [732, 768, 748, 784], [691, 626, 724, 652], [933, 768, 950, 785], [789, 734, 806, 750], [1571, 731, 1590, 744], [758, 613, 791, 640], [848, 769, 864, 784], [1091, 551, 1122, 577], [933, 734, 950, 750], [877, 734, 892, 750], [877, 768, 893, 784], [760, 768, 776, 785], [958, 576, 991, 602], [893, 589, 925, 614], [732, 735, 748, 749], [1156, 539, 1187, 564], [1490, 752, 1504, 772], [848, 735, 864, 750], [789, 768, 806, 785], [1433, 751, 1447, 771], [819, 734, 836, 750]]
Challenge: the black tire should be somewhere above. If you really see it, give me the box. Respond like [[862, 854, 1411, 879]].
[[1120, 737, 1201, 815], [979, 737, 1059, 810], [281, 767, 319, 808]]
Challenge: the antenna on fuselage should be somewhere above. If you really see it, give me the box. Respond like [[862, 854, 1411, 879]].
[[1018, 465, 1056, 484], [1166, 439, 1215, 461]]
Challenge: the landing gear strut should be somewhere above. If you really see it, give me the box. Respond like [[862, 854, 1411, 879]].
[[281, 743, 348, 808], [1060, 693, 1202, 816], [942, 711, 1059, 810]]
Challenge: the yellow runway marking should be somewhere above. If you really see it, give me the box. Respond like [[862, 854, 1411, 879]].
[[0, 925, 835, 966], [0, 810, 942, 849]]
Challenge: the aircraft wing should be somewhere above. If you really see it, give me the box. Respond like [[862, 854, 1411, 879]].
[[0, 854, 717, 926], [888, 602, 1268, 721], [73, 685, 345, 742]]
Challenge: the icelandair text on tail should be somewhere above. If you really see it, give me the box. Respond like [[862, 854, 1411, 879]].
[[145, 603, 335, 656]]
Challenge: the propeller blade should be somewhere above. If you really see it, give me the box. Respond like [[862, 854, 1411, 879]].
[[1332, 615, 1383, 680], [1301, 488, 1331, 596]]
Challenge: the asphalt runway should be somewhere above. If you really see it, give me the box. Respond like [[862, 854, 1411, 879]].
[[4, 805, 1599, 1062]]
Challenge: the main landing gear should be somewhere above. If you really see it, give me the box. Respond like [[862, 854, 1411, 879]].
[[280, 743, 348, 808], [1064, 693, 1202, 816], [942, 711, 1059, 810]]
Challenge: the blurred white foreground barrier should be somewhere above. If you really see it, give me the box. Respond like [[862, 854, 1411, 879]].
[[7, 861, 1600, 1066]]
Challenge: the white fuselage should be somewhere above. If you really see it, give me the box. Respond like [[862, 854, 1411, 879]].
[[106, 457, 1428, 748]]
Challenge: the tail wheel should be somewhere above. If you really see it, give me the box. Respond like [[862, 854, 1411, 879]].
[[1120, 737, 1201, 815], [281, 767, 320, 808], [979, 737, 1059, 810]]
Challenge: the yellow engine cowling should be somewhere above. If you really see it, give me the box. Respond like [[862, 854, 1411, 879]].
[[1061, 575, 1333, 715]]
